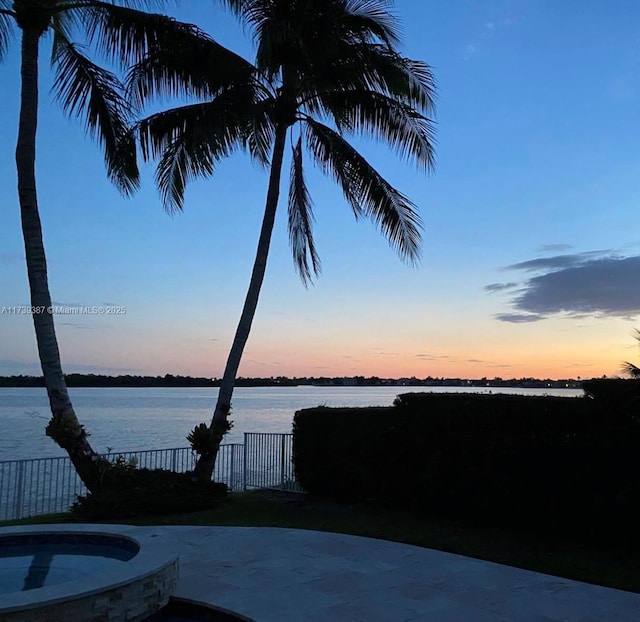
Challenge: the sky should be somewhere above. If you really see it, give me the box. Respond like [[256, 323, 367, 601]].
[[2, 0, 640, 381]]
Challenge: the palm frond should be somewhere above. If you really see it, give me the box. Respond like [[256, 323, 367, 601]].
[[342, 1, 401, 46], [155, 138, 212, 214], [220, 0, 271, 40], [622, 330, 640, 378], [303, 44, 436, 116], [304, 118, 422, 264], [0, 5, 13, 61], [363, 51, 437, 114], [133, 97, 248, 211], [245, 97, 277, 166], [50, 7, 81, 64], [126, 31, 255, 110], [111, 123, 141, 193], [80, 2, 210, 69], [314, 90, 436, 171], [51, 37, 138, 194], [622, 361, 640, 378], [288, 135, 320, 285]]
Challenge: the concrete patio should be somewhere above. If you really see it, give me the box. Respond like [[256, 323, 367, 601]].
[[125, 525, 640, 622]]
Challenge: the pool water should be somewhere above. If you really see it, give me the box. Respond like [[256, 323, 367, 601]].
[[0, 533, 139, 594]]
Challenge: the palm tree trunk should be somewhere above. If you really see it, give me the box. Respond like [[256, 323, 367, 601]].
[[16, 27, 106, 492], [194, 123, 289, 481]]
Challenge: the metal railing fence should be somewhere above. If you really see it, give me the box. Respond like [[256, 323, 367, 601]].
[[243, 432, 302, 491], [0, 433, 300, 521]]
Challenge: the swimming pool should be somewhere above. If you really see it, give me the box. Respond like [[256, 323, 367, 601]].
[[0, 526, 179, 622], [0, 532, 139, 594]]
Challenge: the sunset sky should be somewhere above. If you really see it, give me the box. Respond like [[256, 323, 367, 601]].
[[2, 1, 640, 380]]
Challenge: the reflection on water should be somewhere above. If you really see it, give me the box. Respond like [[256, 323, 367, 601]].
[[23, 551, 53, 591]]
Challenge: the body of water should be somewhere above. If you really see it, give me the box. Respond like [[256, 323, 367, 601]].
[[0, 386, 583, 462]]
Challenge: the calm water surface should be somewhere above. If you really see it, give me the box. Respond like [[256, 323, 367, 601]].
[[0, 386, 582, 462]]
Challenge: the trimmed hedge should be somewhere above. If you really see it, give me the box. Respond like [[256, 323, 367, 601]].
[[582, 378, 640, 415], [71, 469, 228, 520], [292, 392, 640, 539]]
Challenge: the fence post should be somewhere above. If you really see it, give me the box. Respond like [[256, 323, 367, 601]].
[[230, 444, 236, 492], [171, 448, 178, 472], [14, 460, 26, 520], [280, 433, 286, 489], [243, 434, 248, 491]]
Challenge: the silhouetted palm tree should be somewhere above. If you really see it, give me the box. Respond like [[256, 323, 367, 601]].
[[622, 330, 640, 378], [126, 0, 436, 479], [0, 0, 248, 490]]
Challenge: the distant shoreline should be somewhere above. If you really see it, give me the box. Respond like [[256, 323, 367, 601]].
[[0, 374, 583, 389]]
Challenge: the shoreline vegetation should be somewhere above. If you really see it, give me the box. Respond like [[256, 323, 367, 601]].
[[0, 374, 584, 389]]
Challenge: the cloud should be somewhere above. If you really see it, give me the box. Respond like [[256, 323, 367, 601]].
[[463, 43, 478, 60], [415, 354, 449, 360], [463, 16, 515, 60], [495, 313, 543, 323], [484, 282, 518, 293], [466, 359, 484, 363], [503, 250, 614, 273], [512, 256, 640, 317], [492, 251, 640, 321]]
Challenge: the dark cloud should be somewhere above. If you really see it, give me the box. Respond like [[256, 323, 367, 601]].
[[504, 250, 614, 273], [495, 313, 543, 323], [484, 282, 518, 293], [512, 256, 640, 317], [493, 252, 640, 322], [466, 359, 484, 363]]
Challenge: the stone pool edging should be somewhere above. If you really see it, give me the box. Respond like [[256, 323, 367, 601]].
[[0, 524, 179, 622]]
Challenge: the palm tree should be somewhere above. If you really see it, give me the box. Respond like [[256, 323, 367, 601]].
[[125, 0, 436, 480], [0, 0, 252, 490], [622, 330, 640, 378]]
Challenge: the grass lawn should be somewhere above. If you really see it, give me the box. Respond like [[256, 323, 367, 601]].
[[3, 490, 639, 593]]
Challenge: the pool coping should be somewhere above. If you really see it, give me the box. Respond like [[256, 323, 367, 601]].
[[0, 524, 179, 616]]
